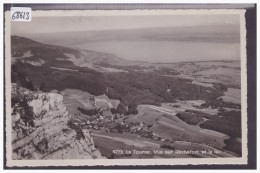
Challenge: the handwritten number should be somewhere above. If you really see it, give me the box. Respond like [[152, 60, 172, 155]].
[[12, 11, 30, 20], [26, 12, 29, 20], [12, 12, 17, 20]]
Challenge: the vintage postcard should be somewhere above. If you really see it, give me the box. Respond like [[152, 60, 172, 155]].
[[5, 9, 248, 167]]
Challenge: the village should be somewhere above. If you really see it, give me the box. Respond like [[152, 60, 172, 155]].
[[71, 107, 175, 144]]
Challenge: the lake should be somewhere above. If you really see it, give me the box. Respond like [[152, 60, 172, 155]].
[[71, 41, 240, 63]]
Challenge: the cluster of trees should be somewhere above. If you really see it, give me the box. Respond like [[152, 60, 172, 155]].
[[105, 72, 224, 106], [176, 112, 206, 125], [12, 62, 106, 95], [12, 63, 52, 93], [11, 87, 35, 128], [110, 103, 138, 115], [175, 111, 210, 126], [199, 111, 241, 138], [223, 137, 242, 156], [110, 103, 127, 115], [77, 107, 100, 116], [12, 63, 36, 91], [97, 62, 151, 72], [126, 104, 138, 115], [153, 67, 180, 76], [200, 98, 241, 109]]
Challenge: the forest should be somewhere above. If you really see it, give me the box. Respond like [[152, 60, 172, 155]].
[[11, 62, 226, 114]]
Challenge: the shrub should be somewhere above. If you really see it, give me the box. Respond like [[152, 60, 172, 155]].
[[160, 144, 175, 150], [11, 92, 35, 128], [67, 120, 85, 140], [77, 107, 99, 116]]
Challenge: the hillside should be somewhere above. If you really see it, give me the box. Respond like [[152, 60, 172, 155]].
[[10, 36, 242, 157], [11, 36, 230, 104], [11, 36, 131, 69]]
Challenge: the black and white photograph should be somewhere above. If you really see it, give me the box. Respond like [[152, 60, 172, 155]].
[[4, 8, 250, 167]]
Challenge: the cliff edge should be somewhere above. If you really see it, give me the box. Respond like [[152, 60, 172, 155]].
[[11, 84, 103, 160]]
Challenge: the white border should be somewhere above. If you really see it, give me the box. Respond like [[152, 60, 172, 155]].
[[4, 9, 248, 167]]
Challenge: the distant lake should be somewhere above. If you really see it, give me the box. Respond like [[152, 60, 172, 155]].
[[71, 41, 240, 63]]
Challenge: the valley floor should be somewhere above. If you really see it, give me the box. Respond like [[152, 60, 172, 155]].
[[61, 89, 240, 159]]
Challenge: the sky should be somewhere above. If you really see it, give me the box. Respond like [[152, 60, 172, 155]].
[[12, 14, 240, 34]]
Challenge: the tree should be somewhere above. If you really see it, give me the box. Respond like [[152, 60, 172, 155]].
[[126, 103, 138, 115], [24, 80, 35, 91], [116, 103, 127, 115], [39, 82, 47, 92], [111, 108, 117, 114]]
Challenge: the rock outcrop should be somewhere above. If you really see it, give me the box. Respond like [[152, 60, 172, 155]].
[[11, 84, 102, 160]]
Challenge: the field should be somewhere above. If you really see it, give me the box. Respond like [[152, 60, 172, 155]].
[[61, 89, 95, 120], [219, 88, 241, 104], [126, 104, 229, 149], [126, 105, 171, 125], [161, 101, 219, 115], [152, 60, 241, 88]]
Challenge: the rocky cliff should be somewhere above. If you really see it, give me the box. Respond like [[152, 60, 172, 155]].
[[11, 84, 102, 160]]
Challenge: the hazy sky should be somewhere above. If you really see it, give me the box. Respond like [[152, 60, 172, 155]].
[[12, 14, 240, 34], [11, 14, 241, 63]]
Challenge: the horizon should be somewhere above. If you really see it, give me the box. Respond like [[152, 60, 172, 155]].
[[11, 34, 240, 63], [12, 14, 240, 34], [11, 14, 241, 63]]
